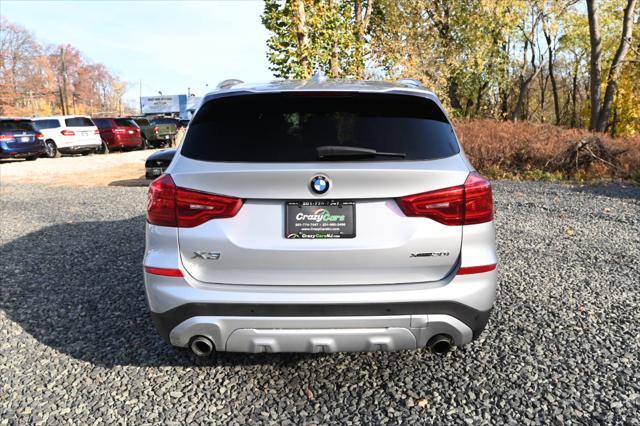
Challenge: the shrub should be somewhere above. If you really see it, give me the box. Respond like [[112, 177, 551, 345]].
[[455, 119, 640, 181]]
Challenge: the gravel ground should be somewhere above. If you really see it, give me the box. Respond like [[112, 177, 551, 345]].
[[1, 181, 639, 424]]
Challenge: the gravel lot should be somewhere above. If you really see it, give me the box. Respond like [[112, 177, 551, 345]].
[[1, 181, 639, 423]]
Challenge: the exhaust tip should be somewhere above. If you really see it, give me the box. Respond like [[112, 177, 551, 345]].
[[190, 336, 215, 357], [427, 334, 453, 355]]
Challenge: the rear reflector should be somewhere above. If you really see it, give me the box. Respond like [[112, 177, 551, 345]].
[[144, 266, 183, 277], [396, 172, 493, 226], [147, 174, 243, 227], [61, 130, 75, 136], [457, 264, 496, 275]]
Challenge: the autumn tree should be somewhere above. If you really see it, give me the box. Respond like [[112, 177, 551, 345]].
[[262, 0, 374, 78]]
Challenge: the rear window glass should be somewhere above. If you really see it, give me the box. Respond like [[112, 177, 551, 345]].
[[65, 117, 94, 127], [181, 93, 460, 162], [93, 118, 110, 129], [115, 118, 135, 127], [34, 119, 60, 129], [134, 118, 150, 126], [0, 120, 35, 132], [151, 118, 177, 125]]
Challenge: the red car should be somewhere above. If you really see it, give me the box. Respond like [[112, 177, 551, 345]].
[[93, 117, 143, 153]]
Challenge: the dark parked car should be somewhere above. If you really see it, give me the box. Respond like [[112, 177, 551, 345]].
[[150, 116, 180, 136], [145, 148, 176, 179], [0, 118, 46, 161], [92, 117, 143, 153], [131, 117, 176, 148]]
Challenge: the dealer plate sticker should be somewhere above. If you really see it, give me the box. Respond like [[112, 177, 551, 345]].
[[286, 201, 355, 239]]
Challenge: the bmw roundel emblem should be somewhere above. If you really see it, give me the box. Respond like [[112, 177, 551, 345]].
[[310, 175, 330, 194]]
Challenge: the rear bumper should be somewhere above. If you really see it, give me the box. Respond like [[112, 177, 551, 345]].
[[0, 146, 45, 158], [145, 270, 496, 352], [58, 144, 100, 153]]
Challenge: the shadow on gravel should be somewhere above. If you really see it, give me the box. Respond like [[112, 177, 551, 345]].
[[568, 183, 640, 201], [0, 216, 324, 368]]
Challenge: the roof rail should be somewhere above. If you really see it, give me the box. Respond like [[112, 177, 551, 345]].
[[216, 79, 244, 90], [396, 78, 424, 89]]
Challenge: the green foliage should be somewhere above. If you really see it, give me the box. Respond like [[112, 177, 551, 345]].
[[262, 0, 368, 79]]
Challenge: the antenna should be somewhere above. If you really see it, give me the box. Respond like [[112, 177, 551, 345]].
[[396, 78, 424, 89], [311, 71, 327, 82], [216, 79, 244, 90]]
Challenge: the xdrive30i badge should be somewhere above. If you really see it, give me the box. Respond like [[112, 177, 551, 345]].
[[310, 175, 330, 194], [410, 252, 450, 257]]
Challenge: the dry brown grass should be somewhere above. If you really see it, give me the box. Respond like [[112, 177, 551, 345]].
[[455, 119, 640, 182]]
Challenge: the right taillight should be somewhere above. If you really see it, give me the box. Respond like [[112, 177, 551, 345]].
[[396, 172, 493, 226], [147, 174, 243, 227], [153, 126, 159, 135]]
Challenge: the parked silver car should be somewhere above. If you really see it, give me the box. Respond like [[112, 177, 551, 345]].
[[144, 78, 497, 355]]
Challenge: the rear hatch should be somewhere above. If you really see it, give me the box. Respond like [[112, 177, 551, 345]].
[[170, 92, 468, 286], [112, 118, 140, 144], [0, 119, 40, 152], [63, 117, 100, 145]]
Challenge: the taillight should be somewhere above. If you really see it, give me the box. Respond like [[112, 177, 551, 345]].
[[113, 128, 125, 134], [396, 172, 493, 226], [0, 134, 13, 140], [147, 174, 243, 227], [61, 130, 75, 136], [36, 132, 44, 139], [94, 129, 100, 135], [153, 126, 159, 135]]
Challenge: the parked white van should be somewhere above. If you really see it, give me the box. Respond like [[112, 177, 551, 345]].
[[33, 116, 102, 157]]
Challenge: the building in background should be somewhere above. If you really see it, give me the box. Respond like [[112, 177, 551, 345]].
[[139, 95, 201, 119]]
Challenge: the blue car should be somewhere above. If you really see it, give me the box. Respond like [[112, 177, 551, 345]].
[[0, 118, 46, 161]]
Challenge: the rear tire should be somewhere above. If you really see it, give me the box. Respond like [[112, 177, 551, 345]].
[[139, 136, 148, 150], [44, 140, 60, 158], [25, 156, 37, 161]]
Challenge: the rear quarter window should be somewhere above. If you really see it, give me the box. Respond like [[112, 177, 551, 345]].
[[181, 93, 460, 162], [65, 117, 94, 127]]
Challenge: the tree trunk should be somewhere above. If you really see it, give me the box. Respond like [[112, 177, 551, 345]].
[[595, 0, 637, 132], [544, 30, 561, 125], [571, 59, 579, 128], [293, 0, 311, 78], [353, 0, 374, 78], [586, 0, 602, 130], [329, 0, 340, 77]]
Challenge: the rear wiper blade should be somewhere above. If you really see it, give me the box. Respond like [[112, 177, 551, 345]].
[[316, 145, 406, 159]]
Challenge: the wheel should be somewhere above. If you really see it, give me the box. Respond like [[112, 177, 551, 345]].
[[44, 140, 60, 158], [98, 141, 110, 154], [25, 156, 37, 161], [139, 136, 148, 150]]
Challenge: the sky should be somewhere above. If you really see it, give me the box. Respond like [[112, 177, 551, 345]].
[[1, 0, 274, 104]]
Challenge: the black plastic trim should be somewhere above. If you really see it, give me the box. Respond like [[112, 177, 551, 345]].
[[150, 302, 492, 344]]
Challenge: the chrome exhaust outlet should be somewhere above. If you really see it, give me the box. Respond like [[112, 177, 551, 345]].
[[427, 334, 453, 355], [190, 336, 215, 357]]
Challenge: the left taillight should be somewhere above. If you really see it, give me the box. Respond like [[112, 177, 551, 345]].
[[396, 172, 493, 226], [147, 174, 243, 228], [61, 129, 75, 136], [36, 132, 44, 139]]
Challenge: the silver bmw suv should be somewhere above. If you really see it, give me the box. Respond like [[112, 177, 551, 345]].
[[144, 78, 496, 356]]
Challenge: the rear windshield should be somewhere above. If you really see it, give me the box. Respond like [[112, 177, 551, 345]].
[[0, 120, 35, 133], [92, 118, 110, 129], [65, 117, 94, 127], [151, 118, 177, 125], [115, 118, 136, 127], [181, 93, 460, 162], [34, 119, 60, 129], [134, 118, 150, 126]]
